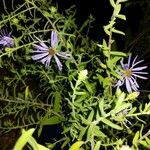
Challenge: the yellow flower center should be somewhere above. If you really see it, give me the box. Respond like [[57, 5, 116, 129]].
[[123, 69, 132, 77], [48, 48, 55, 55]]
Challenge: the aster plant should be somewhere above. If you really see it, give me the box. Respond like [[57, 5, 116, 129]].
[[116, 55, 148, 93], [0, 29, 15, 49], [32, 30, 70, 71]]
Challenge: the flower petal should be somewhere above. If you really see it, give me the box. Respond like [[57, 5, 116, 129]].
[[132, 66, 147, 71], [132, 71, 148, 74], [128, 54, 131, 68], [33, 44, 48, 51], [131, 59, 144, 69], [32, 52, 48, 60], [34, 36, 48, 49], [56, 52, 70, 59], [51, 31, 58, 48], [128, 78, 138, 91], [125, 77, 132, 93], [132, 73, 148, 79], [54, 55, 62, 71]]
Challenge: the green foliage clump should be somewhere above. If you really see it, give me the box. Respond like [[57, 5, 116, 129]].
[[0, 0, 149, 150]]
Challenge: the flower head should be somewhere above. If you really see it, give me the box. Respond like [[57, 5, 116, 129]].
[[116, 55, 148, 93], [32, 30, 70, 71], [0, 29, 15, 49]]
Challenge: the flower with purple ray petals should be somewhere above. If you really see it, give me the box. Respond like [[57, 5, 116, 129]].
[[0, 29, 15, 49], [32, 30, 70, 71], [116, 55, 148, 93]]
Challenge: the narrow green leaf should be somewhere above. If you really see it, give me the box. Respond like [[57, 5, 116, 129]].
[[116, 14, 126, 20], [38, 125, 43, 137], [79, 115, 90, 125], [75, 91, 87, 95], [78, 126, 88, 139], [115, 92, 126, 109], [114, 103, 131, 114], [112, 28, 125, 35], [99, 99, 106, 117], [139, 141, 149, 148], [94, 126, 107, 138], [110, 71, 122, 79], [101, 118, 123, 130], [85, 80, 94, 94], [109, 0, 116, 7], [69, 141, 84, 150], [87, 109, 94, 123], [93, 141, 101, 150], [110, 51, 126, 56], [13, 128, 35, 150], [27, 136, 39, 150], [53, 91, 61, 112], [132, 131, 140, 145], [114, 4, 121, 15], [61, 137, 70, 149], [40, 116, 63, 125], [37, 144, 50, 150]]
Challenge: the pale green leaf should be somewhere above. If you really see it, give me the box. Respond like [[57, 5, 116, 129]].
[[13, 128, 35, 150], [101, 118, 123, 130], [110, 51, 126, 56], [40, 116, 63, 125], [69, 141, 84, 150], [53, 91, 61, 112], [114, 4, 121, 15], [132, 131, 140, 145], [116, 14, 126, 20], [109, 0, 116, 7], [93, 141, 101, 150], [112, 28, 125, 35], [115, 92, 126, 109]]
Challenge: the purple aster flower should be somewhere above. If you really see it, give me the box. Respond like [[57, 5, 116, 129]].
[[32, 31, 70, 71], [116, 55, 148, 93], [0, 29, 15, 49]]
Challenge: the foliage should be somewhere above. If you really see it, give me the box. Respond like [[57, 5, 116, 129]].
[[0, 0, 149, 150]]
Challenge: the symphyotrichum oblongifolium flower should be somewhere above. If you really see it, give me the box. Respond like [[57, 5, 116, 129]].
[[116, 55, 148, 93], [32, 30, 70, 71], [0, 29, 15, 50]]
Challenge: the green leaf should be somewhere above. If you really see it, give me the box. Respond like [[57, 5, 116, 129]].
[[94, 126, 107, 138], [110, 51, 126, 56], [132, 131, 140, 145], [40, 116, 63, 125], [87, 109, 94, 123], [13, 128, 35, 150], [69, 141, 84, 150], [61, 137, 70, 149], [115, 92, 126, 109], [53, 91, 61, 112], [78, 126, 88, 139], [93, 141, 101, 150], [85, 80, 94, 94], [28, 136, 50, 150], [27, 136, 39, 150], [101, 118, 123, 130], [112, 28, 125, 35], [99, 99, 106, 117], [110, 71, 122, 79], [38, 125, 43, 137], [114, 4, 121, 15], [114, 103, 131, 114], [109, 0, 116, 7], [79, 115, 90, 125], [139, 141, 149, 148], [116, 14, 126, 20], [75, 91, 87, 95]]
